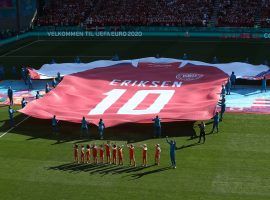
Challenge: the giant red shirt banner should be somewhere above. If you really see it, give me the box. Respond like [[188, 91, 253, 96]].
[[20, 62, 228, 127]]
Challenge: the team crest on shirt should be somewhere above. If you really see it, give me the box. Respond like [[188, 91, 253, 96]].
[[176, 73, 204, 81]]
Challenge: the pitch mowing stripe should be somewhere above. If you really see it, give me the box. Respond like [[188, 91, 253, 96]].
[[0, 40, 40, 57], [0, 116, 30, 138]]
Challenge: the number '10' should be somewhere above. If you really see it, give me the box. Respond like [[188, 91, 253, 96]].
[[88, 89, 175, 115]]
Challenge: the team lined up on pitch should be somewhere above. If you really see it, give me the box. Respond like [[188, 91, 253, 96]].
[[73, 142, 161, 167], [72, 137, 177, 168]]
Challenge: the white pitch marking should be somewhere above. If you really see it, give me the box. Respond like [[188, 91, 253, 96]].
[[0, 116, 30, 138], [0, 40, 40, 57]]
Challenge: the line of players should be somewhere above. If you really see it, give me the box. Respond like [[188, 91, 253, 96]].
[[73, 141, 161, 167]]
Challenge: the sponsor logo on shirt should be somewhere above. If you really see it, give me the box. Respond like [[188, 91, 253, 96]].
[[176, 73, 204, 81]]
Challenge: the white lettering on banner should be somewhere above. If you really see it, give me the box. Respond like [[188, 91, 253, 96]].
[[109, 79, 121, 86], [172, 81, 182, 87], [149, 81, 159, 87], [109, 79, 183, 88], [88, 89, 126, 115], [117, 90, 175, 115], [131, 81, 138, 86], [138, 81, 149, 87], [47, 31, 143, 37], [120, 80, 132, 86], [88, 89, 175, 115], [161, 81, 171, 87]]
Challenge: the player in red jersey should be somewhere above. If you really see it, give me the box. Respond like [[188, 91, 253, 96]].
[[99, 144, 104, 164], [92, 143, 98, 164], [112, 144, 117, 165], [155, 144, 161, 166], [104, 141, 111, 164], [80, 145, 85, 163], [118, 145, 124, 165], [73, 144, 79, 163], [85, 144, 91, 163], [127, 144, 136, 167], [141, 144, 148, 167]]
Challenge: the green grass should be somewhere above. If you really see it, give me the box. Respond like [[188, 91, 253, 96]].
[[1, 37, 270, 79], [0, 107, 269, 200], [0, 37, 270, 199]]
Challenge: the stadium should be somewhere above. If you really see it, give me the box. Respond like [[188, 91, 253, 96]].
[[0, 0, 270, 199]]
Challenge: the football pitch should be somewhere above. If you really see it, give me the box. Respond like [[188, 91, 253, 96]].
[[0, 37, 270, 199], [1, 37, 270, 75]]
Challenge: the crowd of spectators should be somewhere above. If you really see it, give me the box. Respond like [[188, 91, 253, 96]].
[[261, 0, 270, 28], [35, 0, 97, 27], [36, 0, 214, 27], [32, 0, 270, 28], [216, 0, 258, 27], [84, 0, 213, 27]]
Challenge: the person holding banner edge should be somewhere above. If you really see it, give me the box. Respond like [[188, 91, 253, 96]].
[[152, 115, 161, 138], [98, 119, 105, 139], [81, 116, 89, 137]]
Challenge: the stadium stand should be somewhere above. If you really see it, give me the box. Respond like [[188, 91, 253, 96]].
[[36, 0, 214, 27], [216, 0, 258, 27], [35, 0, 96, 26], [3, 0, 270, 32], [261, 0, 270, 28]]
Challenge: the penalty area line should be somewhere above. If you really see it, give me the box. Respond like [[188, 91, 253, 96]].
[[0, 116, 30, 138]]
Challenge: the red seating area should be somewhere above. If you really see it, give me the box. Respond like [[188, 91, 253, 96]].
[[261, 0, 270, 28], [35, 0, 270, 28], [216, 0, 258, 27], [36, 0, 214, 27], [36, 0, 97, 26], [85, 0, 213, 27]]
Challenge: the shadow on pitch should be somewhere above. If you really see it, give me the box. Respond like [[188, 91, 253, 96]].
[[4, 113, 197, 143], [47, 162, 169, 178], [130, 166, 171, 179], [176, 142, 202, 151]]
